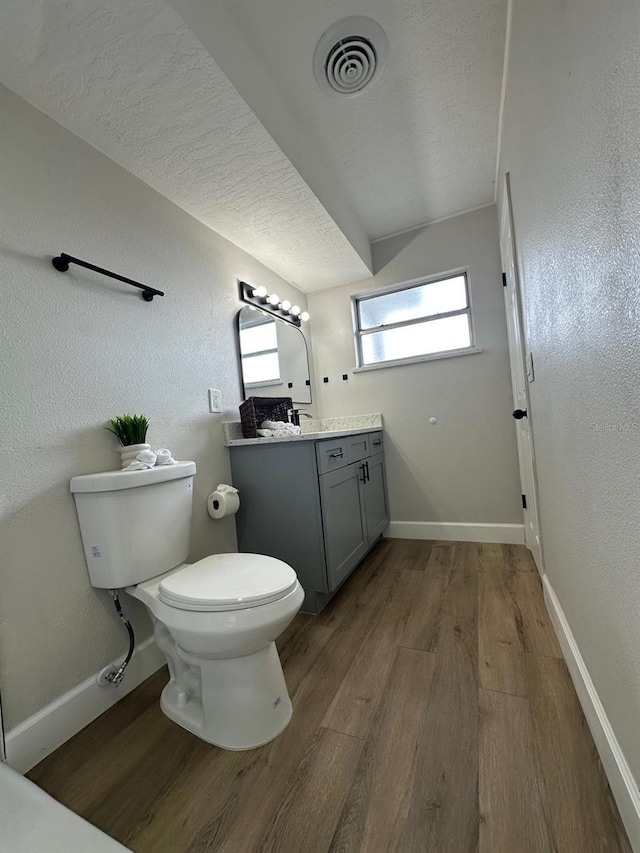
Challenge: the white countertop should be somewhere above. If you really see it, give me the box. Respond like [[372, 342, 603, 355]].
[[223, 413, 383, 447]]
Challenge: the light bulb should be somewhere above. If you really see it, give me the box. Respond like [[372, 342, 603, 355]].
[[290, 305, 301, 316], [252, 285, 267, 299], [300, 311, 310, 322], [268, 293, 280, 306], [280, 300, 291, 312]]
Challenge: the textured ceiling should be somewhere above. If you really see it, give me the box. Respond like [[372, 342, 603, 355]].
[[0, 0, 371, 292], [0, 0, 507, 290], [214, 0, 508, 239]]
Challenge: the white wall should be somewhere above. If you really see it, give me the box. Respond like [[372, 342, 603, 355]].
[[0, 84, 309, 729], [497, 0, 640, 788], [309, 206, 522, 528]]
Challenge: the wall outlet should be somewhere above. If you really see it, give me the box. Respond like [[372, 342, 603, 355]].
[[208, 388, 222, 413]]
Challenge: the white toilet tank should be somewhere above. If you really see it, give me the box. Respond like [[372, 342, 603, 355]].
[[70, 462, 196, 589]]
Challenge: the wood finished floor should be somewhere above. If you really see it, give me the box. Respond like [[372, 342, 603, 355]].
[[29, 540, 631, 852]]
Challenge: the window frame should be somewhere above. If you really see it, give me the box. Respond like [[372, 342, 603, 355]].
[[351, 267, 480, 371]]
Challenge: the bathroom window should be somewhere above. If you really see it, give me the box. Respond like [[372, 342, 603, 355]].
[[352, 270, 478, 370], [239, 317, 281, 386]]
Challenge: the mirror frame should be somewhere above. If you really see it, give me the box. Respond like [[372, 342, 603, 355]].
[[235, 306, 312, 404]]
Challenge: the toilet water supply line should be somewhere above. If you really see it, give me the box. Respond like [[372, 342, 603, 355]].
[[106, 590, 136, 685]]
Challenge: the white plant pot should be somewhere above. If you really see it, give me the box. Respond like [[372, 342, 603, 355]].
[[119, 443, 151, 469]]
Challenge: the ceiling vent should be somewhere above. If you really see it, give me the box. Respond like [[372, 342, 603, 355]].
[[313, 17, 389, 97]]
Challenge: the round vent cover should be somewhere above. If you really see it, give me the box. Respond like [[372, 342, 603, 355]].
[[313, 17, 389, 97]]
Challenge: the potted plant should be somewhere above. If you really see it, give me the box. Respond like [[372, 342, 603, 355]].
[[107, 414, 150, 469]]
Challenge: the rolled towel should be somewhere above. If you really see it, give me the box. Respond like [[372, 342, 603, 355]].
[[257, 429, 274, 437], [261, 420, 287, 430], [124, 460, 149, 471], [124, 450, 156, 471], [137, 450, 157, 467], [154, 448, 176, 465]]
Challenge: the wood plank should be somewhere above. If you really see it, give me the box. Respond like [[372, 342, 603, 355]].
[[211, 592, 383, 853], [392, 537, 433, 571], [322, 552, 416, 739], [479, 688, 554, 852], [504, 543, 536, 573], [400, 613, 479, 852], [400, 543, 452, 653], [510, 571, 563, 658], [478, 543, 527, 697], [278, 614, 336, 698], [315, 537, 393, 628], [84, 720, 205, 846], [129, 745, 263, 852], [258, 728, 363, 853], [525, 654, 632, 853], [328, 647, 436, 852], [442, 542, 479, 629]]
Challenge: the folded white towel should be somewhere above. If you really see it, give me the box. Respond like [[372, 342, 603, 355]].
[[124, 449, 157, 471], [258, 422, 301, 437], [154, 448, 176, 465]]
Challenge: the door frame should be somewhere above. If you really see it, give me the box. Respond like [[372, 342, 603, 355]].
[[500, 173, 545, 576]]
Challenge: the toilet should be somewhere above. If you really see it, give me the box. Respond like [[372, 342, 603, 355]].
[[70, 462, 304, 750]]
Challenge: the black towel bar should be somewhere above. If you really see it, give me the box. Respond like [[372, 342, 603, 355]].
[[51, 253, 164, 302]]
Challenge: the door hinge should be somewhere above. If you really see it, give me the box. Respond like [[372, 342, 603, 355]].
[[502, 272, 507, 287], [522, 494, 528, 510]]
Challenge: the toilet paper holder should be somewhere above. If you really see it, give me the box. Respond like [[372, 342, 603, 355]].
[[208, 484, 240, 519]]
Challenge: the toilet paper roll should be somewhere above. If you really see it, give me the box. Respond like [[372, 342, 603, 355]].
[[207, 485, 240, 519]]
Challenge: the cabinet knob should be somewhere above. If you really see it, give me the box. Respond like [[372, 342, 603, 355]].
[[512, 409, 528, 420]]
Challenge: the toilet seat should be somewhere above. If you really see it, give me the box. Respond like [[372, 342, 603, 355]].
[[158, 553, 297, 612]]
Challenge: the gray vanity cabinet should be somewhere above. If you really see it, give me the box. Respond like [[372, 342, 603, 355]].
[[229, 431, 389, 613]]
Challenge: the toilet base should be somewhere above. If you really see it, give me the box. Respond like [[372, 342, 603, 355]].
[[159, 638, 293, 750]]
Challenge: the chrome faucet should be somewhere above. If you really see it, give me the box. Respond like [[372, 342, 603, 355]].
[[288, 409, 313, 426]]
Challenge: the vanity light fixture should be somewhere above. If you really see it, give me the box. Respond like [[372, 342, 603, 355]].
[[238, 280, 304, 327]]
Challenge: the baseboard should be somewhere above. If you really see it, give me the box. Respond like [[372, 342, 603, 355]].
[[385, 521, 525, 544], [5, 637, 165, 775], [543, 576, 640, 851]]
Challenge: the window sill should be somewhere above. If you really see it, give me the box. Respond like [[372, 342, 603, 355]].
[[352, 346, 482, 373]]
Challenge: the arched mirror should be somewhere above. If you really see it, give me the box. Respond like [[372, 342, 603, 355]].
[[236, 306, 312, 404]]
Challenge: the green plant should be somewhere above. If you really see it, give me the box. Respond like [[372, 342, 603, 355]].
[[106, 414, 150, 447]]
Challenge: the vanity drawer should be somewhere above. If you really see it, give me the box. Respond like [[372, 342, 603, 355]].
[[316, 439, 348, 474], [346, 433, 370, 464], [369, 431, 384, 454]]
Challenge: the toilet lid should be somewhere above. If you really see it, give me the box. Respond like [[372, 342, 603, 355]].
[[158, 553, 298, 612]]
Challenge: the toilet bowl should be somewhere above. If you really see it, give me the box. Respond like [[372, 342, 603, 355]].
[[70, 462, 304, 750], [128, 554, 304, 749]]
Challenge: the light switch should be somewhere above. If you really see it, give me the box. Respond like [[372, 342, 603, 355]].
[[208, 388, 222, 413]]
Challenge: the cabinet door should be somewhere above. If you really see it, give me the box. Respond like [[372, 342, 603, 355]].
[[319, 462, 368, 592], [364, 453, 389, 543]]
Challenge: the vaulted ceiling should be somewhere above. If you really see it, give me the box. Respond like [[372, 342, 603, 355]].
[[0, 0, 507, 291]]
